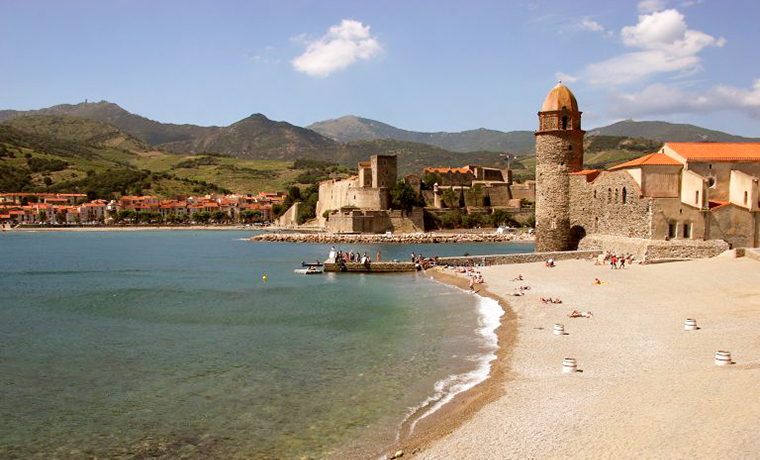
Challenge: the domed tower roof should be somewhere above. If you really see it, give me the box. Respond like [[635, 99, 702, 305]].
[[541, 82, 578, 112]]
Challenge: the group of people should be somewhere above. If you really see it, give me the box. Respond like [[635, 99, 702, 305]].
[[411, 252, 435, 271], [595, 251, 634, 269], [329, 246, 378, 268]]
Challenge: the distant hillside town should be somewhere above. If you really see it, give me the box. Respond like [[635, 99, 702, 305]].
[[0, 191, 285, 226]]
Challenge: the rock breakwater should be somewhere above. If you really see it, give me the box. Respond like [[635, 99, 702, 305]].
[[250, 232, 534, 244]]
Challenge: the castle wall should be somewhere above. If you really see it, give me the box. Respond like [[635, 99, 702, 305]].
[[316, 177, 389, 225], [325, 208, 423, 234]]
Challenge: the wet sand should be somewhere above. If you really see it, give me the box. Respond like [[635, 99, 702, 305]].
[[403, 253, 760, 460]]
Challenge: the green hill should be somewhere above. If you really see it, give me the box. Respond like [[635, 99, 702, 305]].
[[587, 120, 760, 143], [0, 115, 349, 197]]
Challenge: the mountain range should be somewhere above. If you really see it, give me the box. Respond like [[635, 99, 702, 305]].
[[2, 101, 759, 180]]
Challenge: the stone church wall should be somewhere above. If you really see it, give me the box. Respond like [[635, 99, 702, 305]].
[[569, 171, 653, 239]]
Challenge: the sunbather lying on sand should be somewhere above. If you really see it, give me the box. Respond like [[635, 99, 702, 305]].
[[567, 310, 594, 318], [511, 274, 524, 281], [593, 278, 608, 285], [540, 297, 563, 304], [509, 291, 525, 296]]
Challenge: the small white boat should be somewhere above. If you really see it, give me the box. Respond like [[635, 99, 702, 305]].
[[294, 266, 323, 275]]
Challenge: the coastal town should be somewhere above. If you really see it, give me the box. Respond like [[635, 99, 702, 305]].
[[0, 191, 285, 226], [3, 2, 760, 460]]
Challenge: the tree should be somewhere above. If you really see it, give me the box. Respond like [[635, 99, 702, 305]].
[[390, 180, 421, 213], [43, 176, 53, 186], [442, 188, 457, 208], [212, 211, 228, 223], [241, 210, 261, 223], [194, 211, 211, 223]]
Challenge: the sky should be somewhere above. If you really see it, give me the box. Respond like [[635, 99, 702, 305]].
[[1, 0, 759, 136]]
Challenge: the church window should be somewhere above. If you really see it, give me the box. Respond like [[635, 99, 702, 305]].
[[708, 177, 715, 188], [695, 191, 699, 205], [562, 116, 568, 130], [568, 145, 573, 150], [744, 191, 748, 205], [607, 188, 611, 203], [594, 189, 597, 199], [622, 187, 627, 204], [615, 188, 619, 202]]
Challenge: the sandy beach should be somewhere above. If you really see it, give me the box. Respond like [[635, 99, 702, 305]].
[[409, 253, 760, 460]]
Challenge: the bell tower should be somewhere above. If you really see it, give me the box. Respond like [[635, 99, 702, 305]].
[[534, 81, 585, 252]]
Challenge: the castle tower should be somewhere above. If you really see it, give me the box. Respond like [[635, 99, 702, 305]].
[[534, 82, 585, 252]]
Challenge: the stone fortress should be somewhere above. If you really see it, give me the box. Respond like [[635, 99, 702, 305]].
[[535, 82, 760, 257], [314, 154, 425, 233]]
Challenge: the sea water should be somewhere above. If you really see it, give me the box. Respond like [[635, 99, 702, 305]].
[[0, 231, 532, 460]]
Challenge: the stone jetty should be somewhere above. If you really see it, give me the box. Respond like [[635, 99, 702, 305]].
[[249, 232, 534, 244]]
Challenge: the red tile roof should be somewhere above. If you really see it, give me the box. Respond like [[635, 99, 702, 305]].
[[708, 199, 730, 210], [666, 143, 760, 162], [424, 167, 473, 174], [610, 153, 682, 170]]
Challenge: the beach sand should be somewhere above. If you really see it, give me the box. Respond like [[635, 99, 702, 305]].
[[409, 253, 760, 460]]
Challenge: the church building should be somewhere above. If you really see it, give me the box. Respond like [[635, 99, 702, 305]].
[[534, 82, 760, 257]]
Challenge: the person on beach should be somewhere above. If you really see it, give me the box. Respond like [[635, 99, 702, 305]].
[[376, 252, 381, 262], [512, 274, 524, 281], [545, 258, 555, 268], [568, 310, 594, 318], [328, 246, 336, 260], [610, 253, 617, 269], [411, 252, 416, 263], [469, 276, 475, 292]]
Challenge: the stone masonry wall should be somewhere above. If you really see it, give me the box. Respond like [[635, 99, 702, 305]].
[[535, 129, 584, 252], [578, 234, 728, 261], [438, 249, 600, 267], [569, 171, 653, 239]]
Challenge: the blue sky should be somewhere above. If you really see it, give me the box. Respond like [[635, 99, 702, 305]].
[[1, 0, 758, 136]]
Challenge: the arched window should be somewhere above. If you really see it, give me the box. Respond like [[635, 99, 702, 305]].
[[607, 188, 611, 203], [615, 188, 619, 203], [594, 189, 597, 199], [562, 116, 568, 129], [695, 191, 699, 205], [622, 187, 627, 204], [744, 191, 748, 205]]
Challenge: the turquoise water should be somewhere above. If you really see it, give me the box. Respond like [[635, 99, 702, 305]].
[[0, 231, 532, 460]]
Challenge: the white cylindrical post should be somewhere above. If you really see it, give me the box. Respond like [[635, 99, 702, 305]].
[[684, 318, 698, 331], [562, 357, 577, 373], [553, 324, 565, 335], [715, 350, 732, 366]]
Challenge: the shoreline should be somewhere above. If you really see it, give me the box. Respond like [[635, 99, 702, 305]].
[[251, 232, 533, 244], [373, 268, 519, 459], [5, 225, 257, 232], [408, 255, 760, 460]]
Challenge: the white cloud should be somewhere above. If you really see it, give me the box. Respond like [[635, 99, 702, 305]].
[[610, 80, 760, 118], [555, 72, 579, 83], [292, 19, 382, 78], [583, 9, 725, 86], [638, 0, 668, 13], [579, 18, 605, 32]]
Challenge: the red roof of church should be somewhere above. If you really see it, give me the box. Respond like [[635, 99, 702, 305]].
[[610, 153, 682, 170], [666, 143, 760, 162]]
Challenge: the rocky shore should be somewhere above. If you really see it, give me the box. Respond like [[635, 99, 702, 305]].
[[249, 232, 534, 244]]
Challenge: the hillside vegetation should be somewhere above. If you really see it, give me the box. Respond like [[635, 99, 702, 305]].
[[0, 116, 351, 197]]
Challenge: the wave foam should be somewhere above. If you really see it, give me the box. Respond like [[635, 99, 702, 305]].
[[399, 289, 503, 438]]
